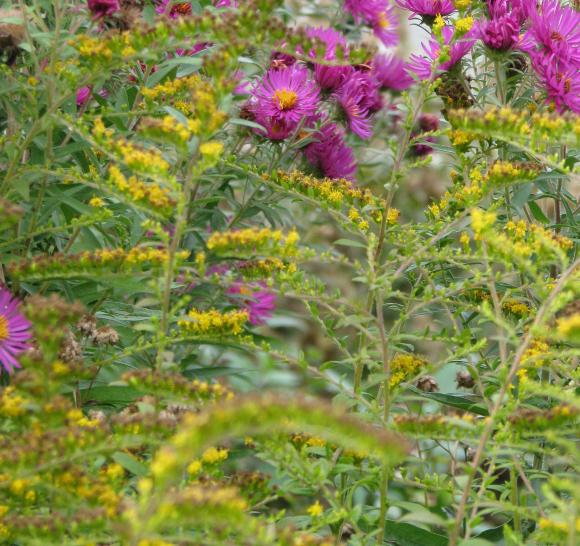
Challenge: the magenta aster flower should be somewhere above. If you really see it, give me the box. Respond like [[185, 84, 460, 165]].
[[76, 86, 92, 108], [305, 122, 357, 180], [396, 0, 455, 17], [344, 0, 399, 47], [530, 53, 580, 114], [306, 26, 353, 91], [408, 25, 476, 80], [519, 0, 580, 68], [477, 0, 522, 52], [227, 283, 276, 325], [334, 72, 381, 139], [372, 52, 415, 91], [411, 113, 439, 156], [87, 0, 120, 18], [251, 66, 319, 138], [0, 287, 32, 374], [214, 0, 238, 7], [155, 1, 192, 18]]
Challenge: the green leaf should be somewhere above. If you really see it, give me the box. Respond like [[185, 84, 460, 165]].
[[112, 451, 148, 477], [334, 238, 367, 248], [382, 521, 448, 546], [408, 387, 489, 416], [80, 385, 142, 405], [528, 201, 550, 224]]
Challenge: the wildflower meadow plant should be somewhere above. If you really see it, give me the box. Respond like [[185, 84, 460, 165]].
[[0, 0, 579, 545]]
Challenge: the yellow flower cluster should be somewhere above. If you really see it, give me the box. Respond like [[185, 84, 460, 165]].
[[140, 115, 195, 145], [237, 257, 297, 279], [201, 446, 229, 464], [186, 446, 229, 476], [85, 247, 188, 268], [538, 517, 580, 534], [454, 0, 471, 9], [473, 161, 541, 187], [114, 140, 169, 175], [428, 183, 483, 219], [178, 308, 249, 335], [449, 128, 477, 147], [556, 313, 580, 340], [73, 35, 113, 60], [471, 209, 497, 238], [142, 75, 226, 135], [455, 16, 474, 33], [207, 227, 300, 258], [466, 290, 531, 318], [521, 339, 550, 367], [307, 501, 324, 517], [390, 354, 427, 387], [448, 107, 580, 145], [502, 299, 531, 318], [503, 219, 573, 256], [272, 170, 394, 225], [142, 75, 203, 100], [0, 387, 26, 417], [107, 165, 174, 212]]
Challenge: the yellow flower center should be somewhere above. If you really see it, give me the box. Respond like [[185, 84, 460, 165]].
[[274, 89, 298, 110], [378, 13, 390, 29], [0, 314, 9, 342]]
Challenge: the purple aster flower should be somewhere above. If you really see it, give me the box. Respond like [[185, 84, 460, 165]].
[[227, 283, 276, 325], [87, 0, 120, 18], [344, 0, 399, 47], [396, 0, 455, 17], [0, 287, 32, 374], [530, 52, 580, 114], [519, 0, 580, 68], [477, 0, 522, 52], [408, 25, 476, 80], [214, 0, 238, 7], [372, 52, 415, 91], [370, 4, 399, 47], [306, 26, 353, 91], [155, 1, 192, 18], [251, 66, 319, 139], [77, 86, 92, 108], [304, 122, 357, 180], [411, 113, 439, 155], [334, 72, 381, 139]]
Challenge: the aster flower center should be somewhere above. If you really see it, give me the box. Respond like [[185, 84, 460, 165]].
[[378, 13, 390, 29], [0, 314, 8, 342], [238, 286, 253, 296], [274, 89, 298, 110]]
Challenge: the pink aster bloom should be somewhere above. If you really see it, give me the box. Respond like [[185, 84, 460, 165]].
[[396, 0, 455, 17], [76, 86, 92, 107], [87, 0, 120, 18], [372, 52, 415, 91], [530, 53, 580, 114], [305, 122, 357, 181], [519, 0, 580, 68], [306, 26, 353, 91], [411, 113, 439, 156], [477, 0, 522, 52], [251, 66, 319, 139], [227, 283, 276, 325], [0, 287, 32, 374], [334, 72, 381, 139], [214, 0, 238, 7], [408, 25, 476, 80], [155, 1, 192, 18], [344, 0, 399, 47]]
